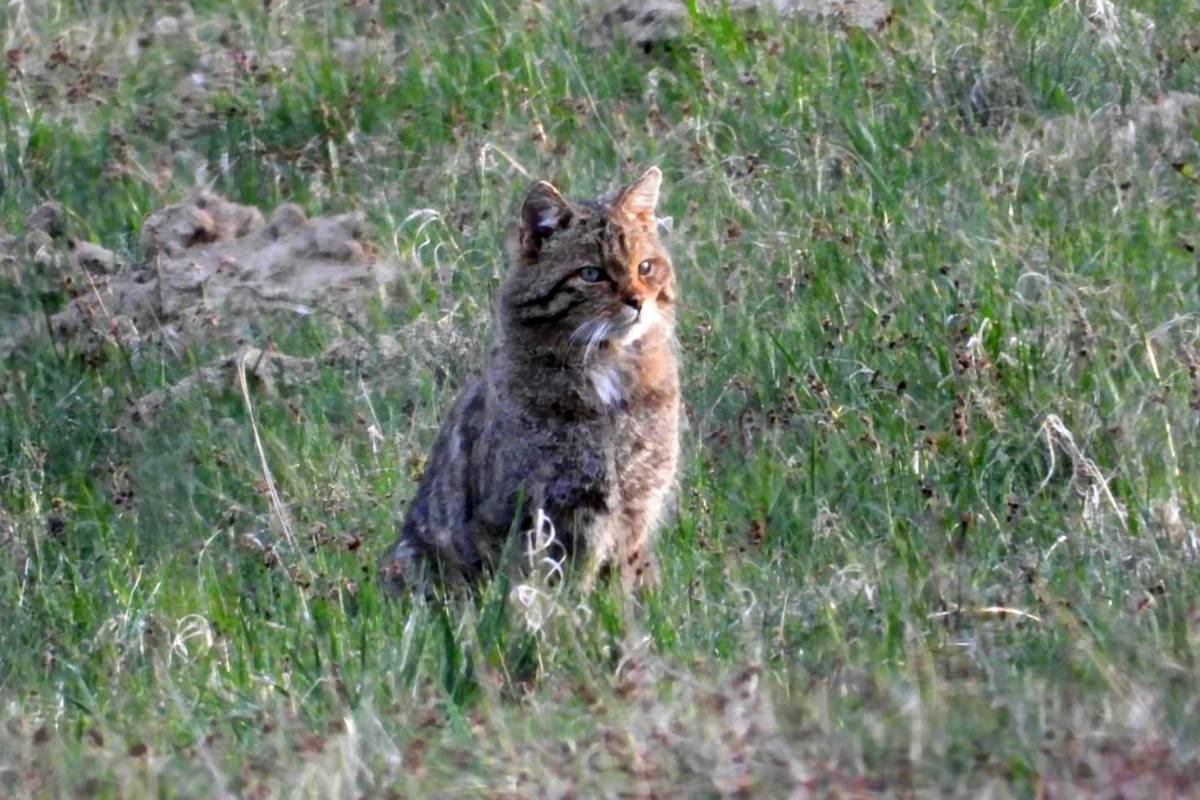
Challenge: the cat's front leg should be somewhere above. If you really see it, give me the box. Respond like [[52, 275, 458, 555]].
[[578, 511, 618, 592], [616, 509, 661, 593], [575, 507, 661, 594]]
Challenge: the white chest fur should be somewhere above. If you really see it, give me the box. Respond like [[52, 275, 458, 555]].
[[589, 363, 625, 408]]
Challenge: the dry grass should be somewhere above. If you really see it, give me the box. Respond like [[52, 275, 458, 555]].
[[2, 0, 1200, 796]]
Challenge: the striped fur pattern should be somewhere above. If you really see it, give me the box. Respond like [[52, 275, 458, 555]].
[[383, 168, 680, 594]]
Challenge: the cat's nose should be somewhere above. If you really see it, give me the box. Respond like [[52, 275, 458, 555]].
[[623, 296, 643, 312]]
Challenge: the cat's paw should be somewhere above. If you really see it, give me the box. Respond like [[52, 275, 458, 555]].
[[621, 549, 661, 595], [379, 540, 424, 597]]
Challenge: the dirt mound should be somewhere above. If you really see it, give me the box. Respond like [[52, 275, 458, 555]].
[[1008, 91, 1200, 192], [595, 0, 892, 47], [1035, 91, 1200, 163], [6, 192, 400, 359], [118, 316, 474, 431]]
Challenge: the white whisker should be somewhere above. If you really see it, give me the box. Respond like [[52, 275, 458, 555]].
[[569, 318, 597, 346], [584, 320, 611, 364]]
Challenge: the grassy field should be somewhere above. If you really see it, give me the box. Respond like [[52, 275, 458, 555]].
[[3, 0, 1200, 795]]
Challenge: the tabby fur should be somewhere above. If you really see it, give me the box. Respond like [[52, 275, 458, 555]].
[[383, 167, 680, 593]]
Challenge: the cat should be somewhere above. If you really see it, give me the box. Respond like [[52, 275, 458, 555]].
[[382, 167, 680, 595]]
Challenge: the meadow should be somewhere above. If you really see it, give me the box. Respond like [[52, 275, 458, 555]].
[[2, 0, 1200, 795]]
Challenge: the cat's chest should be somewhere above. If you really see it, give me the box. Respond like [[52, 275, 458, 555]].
[[588, 362, 627, 409], [586, 344, 677, 412]]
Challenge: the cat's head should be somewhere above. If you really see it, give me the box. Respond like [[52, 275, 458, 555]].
[[501, 167, 674, 354]]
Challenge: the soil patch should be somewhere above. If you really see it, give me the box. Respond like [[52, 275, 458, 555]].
[[2, 192, 401, 359]]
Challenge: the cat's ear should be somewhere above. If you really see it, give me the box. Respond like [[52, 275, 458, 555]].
[[517, 180, 572, 262], [615, 166, 662, 223]]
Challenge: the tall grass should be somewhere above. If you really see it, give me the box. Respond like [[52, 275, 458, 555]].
[[2, 0, 1199, 795]]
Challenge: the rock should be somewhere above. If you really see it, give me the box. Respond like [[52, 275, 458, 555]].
[[26, 202, 66, 239], [27, 230, 60, 269], [140, 191, 264, 258], [312, 215, 367, 261], [0, 235, 23, 278], [593, 0, 893, 48], [0, 229, 61, 274], [264, 204, 308, 239], [71, 240, 119, 275], [153, 16, 180, 37]]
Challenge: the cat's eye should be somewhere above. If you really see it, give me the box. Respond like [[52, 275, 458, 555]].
[[638, 259, 654, 276], [579, 267, 604, 283]]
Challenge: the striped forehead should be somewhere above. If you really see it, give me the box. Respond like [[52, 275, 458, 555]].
[[572, 204, 640, 264]]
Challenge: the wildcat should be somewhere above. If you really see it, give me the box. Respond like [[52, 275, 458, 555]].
[[383, 167, 680, 594]]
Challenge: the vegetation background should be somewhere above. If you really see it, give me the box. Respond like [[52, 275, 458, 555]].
[[2, 0, 1199, 795]]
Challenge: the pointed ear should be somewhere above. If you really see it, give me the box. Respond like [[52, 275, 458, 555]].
[[615, 166, 662, 222], [517, 180, 572, 261]]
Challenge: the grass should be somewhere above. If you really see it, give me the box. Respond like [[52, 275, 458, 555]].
[[2, 0, 1200, 795]]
